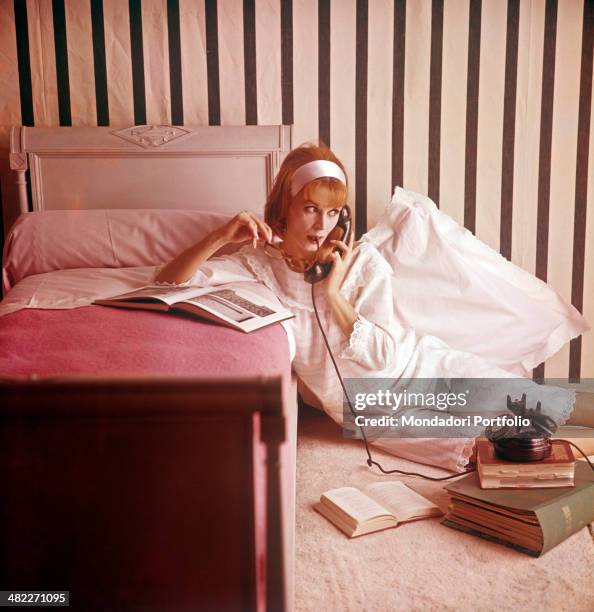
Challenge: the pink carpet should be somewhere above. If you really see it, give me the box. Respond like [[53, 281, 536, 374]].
[[294, 404, 594, 611]]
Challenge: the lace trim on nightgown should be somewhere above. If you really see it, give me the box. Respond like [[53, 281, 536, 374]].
[[240, 251, 315, 312], [151, 264, 195, 288], [458, 438, 478, 472], [338, 315, 373, 360]]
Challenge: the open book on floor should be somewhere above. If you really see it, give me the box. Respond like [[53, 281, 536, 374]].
[[315, 481, 443, 538], [93, 283, 294, 333]]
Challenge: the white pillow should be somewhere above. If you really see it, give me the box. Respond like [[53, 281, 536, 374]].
[[362, 187, 591, 376], [2, 208, 238, 292]]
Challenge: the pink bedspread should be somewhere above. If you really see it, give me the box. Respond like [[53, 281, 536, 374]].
[[1, 306, 291, 378]]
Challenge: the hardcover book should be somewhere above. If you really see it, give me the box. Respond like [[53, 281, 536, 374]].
[[476, 438, 575, 489], [443, 461, 594, 556], [94, 283, 294, 333]]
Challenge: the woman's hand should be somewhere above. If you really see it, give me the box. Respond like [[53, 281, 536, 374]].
[[323, 231, 354, 297], [219, 210, 273, 248]]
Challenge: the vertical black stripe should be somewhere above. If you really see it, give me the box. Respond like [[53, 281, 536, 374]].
[[243, 0, 257, 125], [392, 0, 405, 191], [533, 0, 557, 382], [535, 0, 557, 284], [464, 0, 481, 233], [569, 0, 594, 382], [52, 0, 71, 125], [500, 0, 519, 261], [428, 0, 443, 206], [26, 169, 33, 213], [14, 0, 34, 126], [167, 0, 183, 125], [129, 0, 146, 125], [355, 0, 368, 237], [318, 0, 331, 146], [205, 0, 221, 125], [281, 0, 293, 125], [90, 0, 109, 126]]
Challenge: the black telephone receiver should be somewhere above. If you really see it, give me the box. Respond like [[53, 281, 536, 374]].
[[304, 205, 352, 284]]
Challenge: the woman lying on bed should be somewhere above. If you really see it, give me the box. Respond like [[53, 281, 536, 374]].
[[155, 143, 594, 472]]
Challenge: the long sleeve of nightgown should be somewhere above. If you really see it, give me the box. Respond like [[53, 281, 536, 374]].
[[337, 251, 400, 374]]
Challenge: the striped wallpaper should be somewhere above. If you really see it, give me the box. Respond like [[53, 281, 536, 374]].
[[0, 0, 593, 380]]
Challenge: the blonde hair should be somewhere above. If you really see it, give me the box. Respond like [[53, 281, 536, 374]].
[[264, 142, 348, 237]]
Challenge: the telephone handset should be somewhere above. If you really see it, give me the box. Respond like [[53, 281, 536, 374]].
[[304, 205, 352, 284]]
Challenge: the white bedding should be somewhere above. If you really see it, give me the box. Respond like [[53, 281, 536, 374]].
[[365, 188, 590, 377], [0, 266, 157, 315]]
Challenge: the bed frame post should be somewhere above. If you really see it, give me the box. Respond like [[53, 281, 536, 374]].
[[9, 126, 29, 215], [261, 382, 287, 611]]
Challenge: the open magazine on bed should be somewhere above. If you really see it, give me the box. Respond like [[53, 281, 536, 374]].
[[93, 283, 294, 333]]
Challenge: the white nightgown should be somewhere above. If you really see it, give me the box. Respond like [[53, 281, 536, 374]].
[[156, 241, 576, 472]]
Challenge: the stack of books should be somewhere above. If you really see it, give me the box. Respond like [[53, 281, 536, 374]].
[[442, 461, 594, 557], [476, 438, 575, 489]]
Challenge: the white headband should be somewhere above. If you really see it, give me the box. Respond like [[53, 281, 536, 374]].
[[290, 160, 347, 197]]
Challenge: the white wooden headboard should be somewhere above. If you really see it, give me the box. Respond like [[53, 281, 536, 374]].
[[9, 125, 292, 216]]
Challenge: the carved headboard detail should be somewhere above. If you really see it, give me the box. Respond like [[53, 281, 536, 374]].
[[9, 125, 292, 216]]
